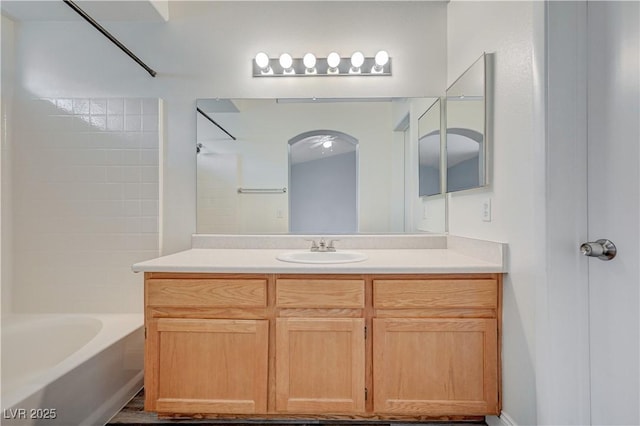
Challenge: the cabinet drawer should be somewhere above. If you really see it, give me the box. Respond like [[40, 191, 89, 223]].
[[373, 279, 497, 309], [146, 279, 267, 307], [276, 279, 365, 308]]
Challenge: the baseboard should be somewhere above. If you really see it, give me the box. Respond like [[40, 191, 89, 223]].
[[487, 411, 517, 426]]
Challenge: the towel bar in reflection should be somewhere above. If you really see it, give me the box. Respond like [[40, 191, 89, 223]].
[[237, 187, 287, 194]]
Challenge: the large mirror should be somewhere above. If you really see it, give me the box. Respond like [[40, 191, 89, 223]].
[[446, 53, 490, 192], [196, 97, 441, 234]]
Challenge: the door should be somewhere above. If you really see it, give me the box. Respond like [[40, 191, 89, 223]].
[[586, 2, 639, 424], [152, 318, 269, 414], [275, 317, 365, 413], [372, 318, 498, 416]]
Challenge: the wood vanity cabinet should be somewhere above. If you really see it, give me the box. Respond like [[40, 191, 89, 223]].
[[143, 274, 270, 415], [143, 272, 501, 420], [372, 276, 501, 415], [275, 277, 366, 413]]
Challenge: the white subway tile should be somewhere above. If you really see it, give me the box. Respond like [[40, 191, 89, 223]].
[[142, 166, 158, 183], [73, 99, 90, 115], [90, 99, 107, 115], [124, 115, 142, 132], [13, 97, 161, 313], [141, 149, 159, 166], [140, 132, 158, 149], [141, 200, 158, 216], [123, 200, 142, 216], [56, 99, 74, 114], [107, 115, 124, 132], [124, 217, 141, 233], [141, 183, 159, 200], [123, 183, 142, 200], [107, 98, 124, 115], [105, 150, 123, 165], [122, 132, 141, 148], [121, 150, 141, 165], [73, 115, 92, 132], [141, 216, 159, 233], [142, 114, 158, 132], [122, 166, 142, 183], [124, 99, 142, 115], [98, 183, 123, 200], [75, 167, 106, 184], [106, 166, 123, 183], [87, 200, 123, 217], [90, 115, 107, 131]]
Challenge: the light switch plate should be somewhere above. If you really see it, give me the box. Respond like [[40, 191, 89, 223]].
[[482, 198, 492, 222]]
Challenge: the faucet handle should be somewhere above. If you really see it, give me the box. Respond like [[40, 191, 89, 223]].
[[304, 239, 319, 251], [327, 239, 340, 251]]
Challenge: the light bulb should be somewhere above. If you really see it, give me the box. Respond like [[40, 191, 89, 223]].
[[279, 53, 293, 70], [303, 53, 316, 69], [350, 51, 365, 68], [374, 50, 389, 67], [327, 52, 341, 69], [255, 52, 270, 70], [372, 50, 389, 73]]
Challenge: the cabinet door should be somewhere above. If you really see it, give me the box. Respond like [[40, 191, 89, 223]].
[[373, 318, 498, 415], [276, 318, 365, 413], [149, 318, 269, 414]]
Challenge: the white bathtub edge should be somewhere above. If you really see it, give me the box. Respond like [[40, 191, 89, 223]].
[[85, 371, 143, 426]]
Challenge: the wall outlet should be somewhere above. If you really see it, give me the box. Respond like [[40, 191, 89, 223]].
[[276, 209, 284, 219], [482, 198, 492, 222]]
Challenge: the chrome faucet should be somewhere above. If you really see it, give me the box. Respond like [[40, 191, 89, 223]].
[[308, 238, 339, 252]]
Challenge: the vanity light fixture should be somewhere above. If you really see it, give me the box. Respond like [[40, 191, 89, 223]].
[[252, 50, 392, 77]]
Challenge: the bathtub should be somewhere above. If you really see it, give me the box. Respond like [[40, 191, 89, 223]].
[[1, 314, 144, 426]]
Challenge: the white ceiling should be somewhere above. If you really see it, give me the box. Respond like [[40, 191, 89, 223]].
[[1, 0, 169, 22]]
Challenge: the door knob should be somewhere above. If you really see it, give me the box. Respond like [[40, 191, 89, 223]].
[[580, 239, 617, 260]]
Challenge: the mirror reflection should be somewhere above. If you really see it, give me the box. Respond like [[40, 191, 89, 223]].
[[446, 53, 488, 192], [418, 99, 442, 197], [289, 130, 358, 234], [196, 98, 439, 234]]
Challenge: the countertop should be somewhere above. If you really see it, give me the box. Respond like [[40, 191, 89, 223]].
[[132, 247, 506, 274]]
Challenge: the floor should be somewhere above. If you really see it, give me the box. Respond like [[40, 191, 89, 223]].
[[107, 390, 488, 426]]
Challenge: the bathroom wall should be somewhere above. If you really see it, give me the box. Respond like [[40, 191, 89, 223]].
[[1, 15, 16, 316], [446, 1, 540, 425], [7, 1, 447, 253], [10, 97, 161, 313]]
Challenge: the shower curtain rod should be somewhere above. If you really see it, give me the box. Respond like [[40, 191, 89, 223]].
[[63, 0, 157, 77], [197, 108, 237, 141]]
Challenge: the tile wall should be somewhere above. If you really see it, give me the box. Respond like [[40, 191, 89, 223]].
[[11, 97, 161, 313]]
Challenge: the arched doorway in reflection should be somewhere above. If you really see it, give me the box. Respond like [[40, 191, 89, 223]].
[[446, 128, 484, 192], [288, 130, 358, 234]]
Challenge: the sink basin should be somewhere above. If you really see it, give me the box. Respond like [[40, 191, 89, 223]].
[[276, 250, 368, 264]]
